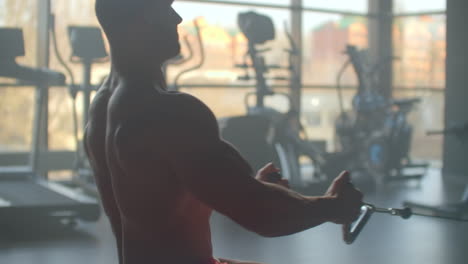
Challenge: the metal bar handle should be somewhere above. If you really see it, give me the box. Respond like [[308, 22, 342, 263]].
[[343, 204, 374, 244]]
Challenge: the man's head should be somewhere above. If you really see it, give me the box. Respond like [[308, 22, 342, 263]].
[[95, 0, 182, 65]]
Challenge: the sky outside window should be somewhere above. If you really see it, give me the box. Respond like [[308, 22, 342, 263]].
[[394, 0, 446, 13], [303, 0, 367, 13]]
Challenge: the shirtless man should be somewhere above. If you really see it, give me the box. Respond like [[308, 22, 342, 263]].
[[85, 1, 363, 264]]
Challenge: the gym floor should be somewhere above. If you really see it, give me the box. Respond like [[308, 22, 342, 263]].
[[0, 168, 467, 264]]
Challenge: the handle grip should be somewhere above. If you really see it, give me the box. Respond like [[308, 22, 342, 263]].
[[343, 204, 373, 244]]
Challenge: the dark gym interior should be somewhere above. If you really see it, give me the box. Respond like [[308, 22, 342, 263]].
[[0, 0, 467, 264]]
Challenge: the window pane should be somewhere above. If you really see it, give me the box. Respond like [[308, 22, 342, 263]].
[[394, 0, 446, 13], [303, 0, 368, 13], [0, 0, 38, 152], [303, 13, 368, 85], [393, 15, 446, 89], [170, 2, 291, 115], [393, 89, 444, 161], [0, 87, 35, 152], [48, 87, 87, 151], [301, 88, 354, 151]]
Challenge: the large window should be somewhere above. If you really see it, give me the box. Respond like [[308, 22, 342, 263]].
[[2, 0, 447, 164]]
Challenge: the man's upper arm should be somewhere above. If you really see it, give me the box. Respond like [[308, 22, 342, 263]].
[[167, 94, 266, 219]]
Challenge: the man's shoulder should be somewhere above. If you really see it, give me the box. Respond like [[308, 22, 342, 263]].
[[157, 93, 220, 144], [167, 92, 209, 110], [171, 93, 217, 127], [114, 92, 217, 146], [127, 91, 214, 123]]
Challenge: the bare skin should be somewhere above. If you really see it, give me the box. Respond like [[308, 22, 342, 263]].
[[87, 1, 363, 264], [84, 72, 123, 263]]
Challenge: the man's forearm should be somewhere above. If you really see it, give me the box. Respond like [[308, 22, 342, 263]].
[[249, 182, 337, 237]]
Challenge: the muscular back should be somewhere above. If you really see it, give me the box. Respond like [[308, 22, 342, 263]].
[[83, 80, 123, 262], [86, 82, 214, 264]]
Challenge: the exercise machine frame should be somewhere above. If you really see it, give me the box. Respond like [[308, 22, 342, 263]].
[[0, 27, 100, 227]]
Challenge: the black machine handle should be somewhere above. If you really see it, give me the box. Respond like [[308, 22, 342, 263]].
[[0, 61, 65, 86]]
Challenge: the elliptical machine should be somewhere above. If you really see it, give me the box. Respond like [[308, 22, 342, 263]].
[[335, 45, 428, 184], [219, 11, 288, 180]]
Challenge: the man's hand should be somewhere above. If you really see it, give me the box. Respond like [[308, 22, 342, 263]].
[[255, 163, 290, 189], [324, 171, 363, 224]]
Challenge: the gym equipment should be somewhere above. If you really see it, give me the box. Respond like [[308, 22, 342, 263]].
[[0, 27, 100, 226], [0, 28, 65, 84], [222, 11, 351, 187], [343, 203, 411, 244], [343, 201, 468, 244], [335, 45, 429, 184], [404, 121, 468, 221]]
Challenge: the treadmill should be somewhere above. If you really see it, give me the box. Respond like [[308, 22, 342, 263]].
[[0, 28, 100, 225]]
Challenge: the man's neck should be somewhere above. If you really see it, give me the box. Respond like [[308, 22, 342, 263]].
[[111, 44, 163, 72], [109, 61, 166, 92]]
